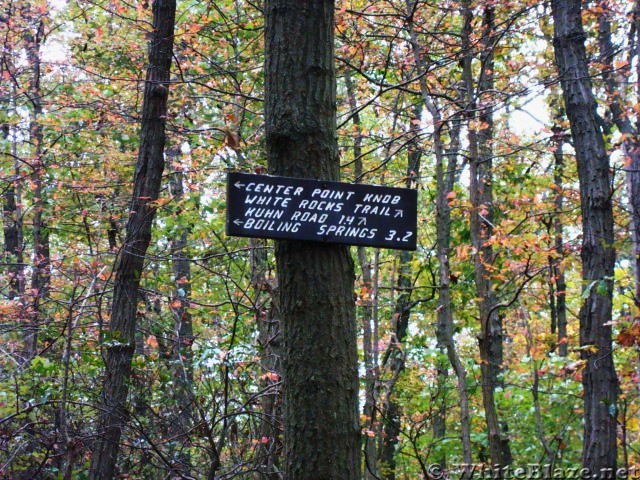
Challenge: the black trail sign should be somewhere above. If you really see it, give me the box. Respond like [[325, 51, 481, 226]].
[[226, 172, 418, 250]]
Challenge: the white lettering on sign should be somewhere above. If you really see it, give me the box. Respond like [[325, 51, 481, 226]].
[[353, 204, 393, 216], [245, 182, 304, 196], [297, 199, 344, 212], [317, 224, 378, 239], [245, 195, 291, 208], [310, 188, 356, 200], [245, 218, 301, 232], [277, 221, 301, 232], [245, 208, 284, 219], [291, 211, 329, 223], [362, 193, 401, 204]]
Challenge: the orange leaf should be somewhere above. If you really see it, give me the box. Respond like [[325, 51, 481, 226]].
[[261, 371, 280, 382], [614, 59, 629, 70], [146, 335, 158, 349]]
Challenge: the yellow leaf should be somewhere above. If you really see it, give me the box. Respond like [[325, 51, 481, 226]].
[[146, 196, 173, 209]]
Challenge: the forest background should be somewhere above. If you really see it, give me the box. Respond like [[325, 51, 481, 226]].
[[1, 0, 639, 478]]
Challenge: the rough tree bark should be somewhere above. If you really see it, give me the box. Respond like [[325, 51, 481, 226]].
[[89, 1, 176, 478], [551, 0, 618, 473], [264, 1, 360, 478]]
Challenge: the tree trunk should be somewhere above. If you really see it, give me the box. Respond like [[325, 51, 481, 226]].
[[551, 0, 618, 473], [431, 105, 473, 465], [89, 1, 176, 478], [264, 1, 360, 478], [461, 1, 511, 467], [346, 69, 380, 480], [1, 10, 26, 357], [1, 117, 25, 352], [167, 148, 195, 477], [358, 244, 380, 480], [626, 139, 640, 310], [250, 237, 283, 479], [597, 1, 640, 310], [378, 185, 417, 480], [24, 13, 47, 364], [377, 101, 421, 480], [405, 0, 472, 463], [550, 126, 568, 357], [407, 0, 472, 467]]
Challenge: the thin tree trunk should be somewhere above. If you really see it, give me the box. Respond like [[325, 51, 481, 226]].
[[167, 148, 195, 477], [378, 102, 422, 480], [346, 69, 380, 480], [405, 0, 472, 464], [251, 237, 283, 479], [358, 244, 380, 480], [1, 13, 25, 333], [378, 251, 411, 480], [522, 310, 555, 465], [597, 0, 640, 309], [24, 13, 47, 364], [627, 137, 640, 310], [89, 1, 176, 477], [264, 1, 360, 478], [551, 0, 618, 473], [431, 105, 473, 465], [550, 126, 568, 357], [461, 0, 511, 467], [1, 118, 25, 344]]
